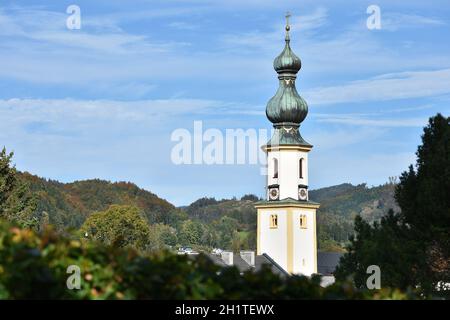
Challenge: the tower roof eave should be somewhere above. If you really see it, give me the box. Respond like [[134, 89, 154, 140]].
[[263, 124, 313, 150]]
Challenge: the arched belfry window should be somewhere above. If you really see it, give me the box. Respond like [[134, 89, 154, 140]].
[[299, 158, 304, 179], [273, 158, 279, 179]]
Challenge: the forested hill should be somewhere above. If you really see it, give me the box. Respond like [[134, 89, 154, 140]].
[[18, 171, 399, 251], [311, 182, 399, 251], [311, 182, 399, 223], [182, 183, 399, 252], [19, 172, 177, 229]]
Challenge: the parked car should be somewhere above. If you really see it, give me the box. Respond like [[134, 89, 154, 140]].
[[178, 246, 195, 254]]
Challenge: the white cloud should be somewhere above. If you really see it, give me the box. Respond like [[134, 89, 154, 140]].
[[218, 8, 450, 81], [168, 21, 199, 30], [1, 4, 449, 97], [382, 13, 446, 31], [221, 7, 328, 50], [305, 69, 450, 105], [315, 115, 428, 127], [0, 98, 228, 123], [0, 7, 183, 54]]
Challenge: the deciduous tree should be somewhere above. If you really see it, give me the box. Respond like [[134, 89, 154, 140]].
[[80, 205, 153, 251]]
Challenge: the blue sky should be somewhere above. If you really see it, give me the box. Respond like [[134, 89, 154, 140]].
[[1, 0, 449, 205]]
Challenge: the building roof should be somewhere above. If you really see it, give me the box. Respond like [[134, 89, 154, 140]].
[[264, 126, 312, 148], [232, 254, 252, 273], [317, 252, 344, 276], [205, 251, 343, 278], [204, 253, 227, 267], [205, 252, 289, 277], [256, 253, 290, 277]]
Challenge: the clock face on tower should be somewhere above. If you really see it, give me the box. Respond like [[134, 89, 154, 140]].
[[268, 186, 280, 201], [298, 187, 308, 201]]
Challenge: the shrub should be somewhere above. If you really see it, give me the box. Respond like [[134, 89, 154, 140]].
[[0, 221, 421, 299]]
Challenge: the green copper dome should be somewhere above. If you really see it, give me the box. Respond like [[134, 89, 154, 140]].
[[266, 22, 308, 125], [273, 36, 301, 73], [264, 15, 311, 148], [266, 79, 308, 124]]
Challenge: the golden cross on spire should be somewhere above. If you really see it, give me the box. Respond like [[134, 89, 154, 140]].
[[285, 11, 291, 41], [285, 11, 291, 29]]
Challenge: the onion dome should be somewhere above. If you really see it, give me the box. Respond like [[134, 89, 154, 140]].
[[265, 13, 311, 148], [266, 14, 308, 125], [273, 25, 301, 73], [265, 80, 308, 124]]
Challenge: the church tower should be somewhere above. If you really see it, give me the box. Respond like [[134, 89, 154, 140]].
[[255, 14, 320, 276]]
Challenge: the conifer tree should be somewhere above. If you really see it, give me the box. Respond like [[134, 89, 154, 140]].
[[336, 114, 450, 296], [0, 147, 37, 228]]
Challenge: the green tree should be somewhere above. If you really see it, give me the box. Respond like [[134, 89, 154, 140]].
[[214, 216, 240, 249], [178, 220, 203, 246], [0, 147, 37, 228], [335, 210, 416, 289], [231, 231, 241, 253], [177, 220, 217, 248], [150, 223, 178, 248], [161, 209, 188, 228], [240, 194, 259, 201], [199, 224, 218, 248], [395, 113, 450, 293], [336, 114, 450, 296], [246, 229, 257, 250], [80, 205, 154, 251]]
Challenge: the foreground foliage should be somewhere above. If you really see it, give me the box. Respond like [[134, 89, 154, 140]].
[[0, 221, 419, 300]]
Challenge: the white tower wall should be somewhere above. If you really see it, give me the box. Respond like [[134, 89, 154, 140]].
[[257, 208, 288, 268], [257, 205, 317, 276], [292, 208, 317, 275], [267, 149, 309, 200]]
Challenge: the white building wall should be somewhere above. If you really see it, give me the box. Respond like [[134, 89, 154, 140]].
[[292, 208, 317, 276], [267, 150, 309, 200], [258, 208, 288, 271]]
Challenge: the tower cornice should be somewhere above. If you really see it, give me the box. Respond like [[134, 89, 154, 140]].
[[262, 144, 313, 153], [255, 198, 320, 209]]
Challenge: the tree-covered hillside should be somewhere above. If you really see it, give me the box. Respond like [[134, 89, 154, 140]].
[[311, 182, 399, 251], [183, 196, 258, 251], [19, 173, 179, 230], [182, 183, 398, 252], [17, 171, 398, 252]]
